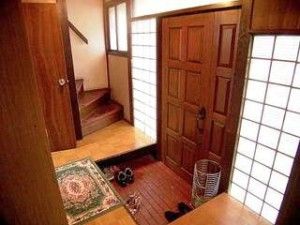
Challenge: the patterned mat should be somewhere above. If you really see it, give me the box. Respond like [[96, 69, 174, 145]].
[[56, 158, 122, 225]]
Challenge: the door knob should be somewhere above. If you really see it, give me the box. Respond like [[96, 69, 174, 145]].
[[197, 107, 206, 131], [58, 78, 68, 87]]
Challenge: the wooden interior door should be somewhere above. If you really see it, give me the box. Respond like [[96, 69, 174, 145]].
[[161, 9, 240, 189], [161, 13, 214, 180], [22, 1, 76, 151]]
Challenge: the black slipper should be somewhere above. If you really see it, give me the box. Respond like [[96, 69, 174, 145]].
[[164, 211, 183, 222], [124, 167, 134, 184], [116, 171, 127, 187], [177, 202, 192, 214]]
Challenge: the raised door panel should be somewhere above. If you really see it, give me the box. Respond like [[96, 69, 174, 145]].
[[167, 103, 180, 133], [169, 28, 183, 60], [182, 108, 198, 143], [168, 68, 181, 99], [182, 142, 197, 175], [184, 72, 202, 106], [214, 76, 231, 115], [187, 26, 204, 63], [217, 25, 236, 67], [166, 134, 182, 165], [209, 121, 225, 162]]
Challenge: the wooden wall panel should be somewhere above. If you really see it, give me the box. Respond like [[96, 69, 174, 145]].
[[251, 0, 300, 31], [0, 1, 67, 224]]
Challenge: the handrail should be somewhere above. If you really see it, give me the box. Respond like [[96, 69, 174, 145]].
[[68, 20, 88, 44]]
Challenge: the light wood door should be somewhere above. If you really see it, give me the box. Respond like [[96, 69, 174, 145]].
[[161, 9, 240, 189], [22, 2, 76, 151]]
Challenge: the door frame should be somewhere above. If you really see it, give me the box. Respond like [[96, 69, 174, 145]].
[[57, 0, 83, 140]]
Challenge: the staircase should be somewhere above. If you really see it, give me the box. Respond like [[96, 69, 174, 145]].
[[76, 79, 123, 136]]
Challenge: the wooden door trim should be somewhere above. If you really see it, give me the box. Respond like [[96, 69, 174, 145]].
[[57, 0, 83, 140], [131, 1, 242, 21]]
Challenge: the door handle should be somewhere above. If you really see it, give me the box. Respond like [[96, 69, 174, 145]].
[[58, 78, 69, 87], [197, 107, 206, 131]]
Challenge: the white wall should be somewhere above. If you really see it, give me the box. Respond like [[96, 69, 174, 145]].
[[108, 55, 131, 122], [66, 0, 108, 90], [133, 0, 237, 17]]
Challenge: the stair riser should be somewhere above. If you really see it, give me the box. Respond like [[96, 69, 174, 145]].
[[82, 110, 123, 136], [80, 93, 110, 118]]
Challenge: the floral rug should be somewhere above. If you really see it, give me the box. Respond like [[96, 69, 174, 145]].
[[56, 158, 122, 225]]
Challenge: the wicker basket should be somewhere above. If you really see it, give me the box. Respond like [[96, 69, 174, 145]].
[[191, 160, 221, 207]]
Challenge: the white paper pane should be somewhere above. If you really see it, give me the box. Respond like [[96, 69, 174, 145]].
[[273, 36, 300, 61], [117, 3, 128, 51], [237, 137, 256, 158], [288, 88, 300, 113], [230, 183, 246, 203], [240, 119, 259, 141], [252, 36, 275, 59], [283, 112, 300, 137], [278, 133, 299, 157], [266, 84, 290, 108], [248, 178, 267, 199], [262, 106, 285, 129], [261, 204, 279, 224], [255, 145, 275, 167], [269, 61, 295, 85], [245, 80, 267, 102], [249, 59, 271, 81], [265, 188, 284, 210], [274, 153, 294, 176], [232, 169, 249, 189], [243, 100, 263, 122], [109, 7, 117, 50], [258, 126, 280, 149], [235, 153, 252, 174], [251, 162, 271, 184], [293, 64, 300, 88], [245, 193, 263, 214], [269, 171, 289, 193]]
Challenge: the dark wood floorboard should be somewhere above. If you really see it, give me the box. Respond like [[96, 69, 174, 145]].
[[112, 155, 192, 225]]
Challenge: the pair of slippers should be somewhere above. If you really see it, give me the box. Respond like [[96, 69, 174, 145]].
[[164, 202, 193, 222], [116, 167, 134, 187]]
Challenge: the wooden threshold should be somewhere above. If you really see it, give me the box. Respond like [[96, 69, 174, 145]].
[[51, 120, 155, 167]]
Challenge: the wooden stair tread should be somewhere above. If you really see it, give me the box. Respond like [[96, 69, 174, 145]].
[[79, 88, 110, 110], [81, 102, 122, 124], [81, 102, 123, 136]]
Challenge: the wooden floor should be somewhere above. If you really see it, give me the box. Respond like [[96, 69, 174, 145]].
[[51, 120, 154, 167], [112, 155, 192, 225]]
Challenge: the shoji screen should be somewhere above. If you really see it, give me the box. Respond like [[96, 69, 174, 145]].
[[131, 18, 157, 140], [229, 35, 300, 224]]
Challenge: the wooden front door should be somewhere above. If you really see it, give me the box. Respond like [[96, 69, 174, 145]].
[[22, 2, 76, 151], [161, 9, 240, 190]]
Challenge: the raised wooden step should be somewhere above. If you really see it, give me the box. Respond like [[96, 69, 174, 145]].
[[79, 88, 110, 118], [81, 101, 123, 136], [75, 79, 84, 97]]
